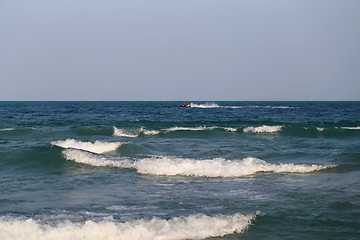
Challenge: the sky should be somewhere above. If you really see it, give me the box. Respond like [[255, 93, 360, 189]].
[[1, 0, 359, 101]]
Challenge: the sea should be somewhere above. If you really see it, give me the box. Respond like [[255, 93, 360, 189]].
[[0, 101, 359, 240]]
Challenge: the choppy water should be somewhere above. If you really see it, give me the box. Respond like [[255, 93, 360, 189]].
[[0, 101, 359, 240]]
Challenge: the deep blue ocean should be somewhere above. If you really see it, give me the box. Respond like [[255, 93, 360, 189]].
[[0, 101, 359, 240]]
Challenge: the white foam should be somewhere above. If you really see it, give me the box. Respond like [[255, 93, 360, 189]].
[[164, 126, 217, 132], [63, 149, 334, 177], [243, 125, 283, 133], [0, 128, 15, 131], [113, 126, 160, 137], [51, 139, 123, 154], [0, 213, 257, 240], [341, 126, 360, 130], [112, 126, 237, 135], [224, 106, 243, 109], [265, 106, 297, 109], [113, 127, 139, 137], [139, 126, 160, 136], [186, 104, 297, 109], [316, 127, 325, 131], [164, 126, 238, 132], [63, 149, 132, 167], [189, 103, 244, 109], [190, 103, 220, 108], [224, 127, 238, 132], [133, 156, 333, 177]]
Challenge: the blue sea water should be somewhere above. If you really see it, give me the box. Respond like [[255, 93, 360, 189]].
[[0, 101, 359, 240]]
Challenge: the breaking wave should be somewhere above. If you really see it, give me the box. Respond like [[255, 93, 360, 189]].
[[113, 127, 139, 137], [63, 149, 132, 167], [111, 124, 360, 139], [164, 126, 217, 132], [0, 212, 257, 240], [113, 127, 160, 137], [164, 126, 240, 132], [341, 126, 360, 130], [0, 128, 15, 131], [243, 125, 283, 133], [224, 127, 238, 132], [114, 126, 238, 136], [63, 149, 335, 177], [51, 139, 124, 154]]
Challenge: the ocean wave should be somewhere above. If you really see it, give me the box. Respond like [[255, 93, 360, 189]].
[[114, 126, 238, 136], [243, 125, 283, 133], [139, 126, 161, 135], [224, 127, 238, 132], [164, 126, 217, 132], [113, 127, 139, 137], [113, 127, 160, 137], [51, 139, 124, 154], [63, 149, 334, 177], [341, 126, 360, 130], [0, 128, 15, 131], [63, 149, 132, 167], [164, 126, 239, 133], [0, 213, 257, 240], [0, 212, 260, 240]]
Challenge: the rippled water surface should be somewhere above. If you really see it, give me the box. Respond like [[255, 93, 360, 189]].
[[0, 101, 359, 240]]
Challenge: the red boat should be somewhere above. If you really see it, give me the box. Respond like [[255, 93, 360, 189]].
[[180, 103, 190, 108]]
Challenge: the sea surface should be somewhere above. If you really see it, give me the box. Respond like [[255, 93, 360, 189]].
[[0, 101, 359, 240]]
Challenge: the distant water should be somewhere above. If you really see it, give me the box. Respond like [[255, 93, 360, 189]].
[[0, 101, 359, 240]]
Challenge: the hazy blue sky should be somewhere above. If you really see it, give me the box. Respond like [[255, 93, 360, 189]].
[[1, 0, 359, 101]]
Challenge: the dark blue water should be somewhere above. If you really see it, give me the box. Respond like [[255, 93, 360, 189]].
[[0, 101, 359, 240]]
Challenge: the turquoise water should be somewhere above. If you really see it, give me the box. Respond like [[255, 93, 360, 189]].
[[0, 101, 359, 239]]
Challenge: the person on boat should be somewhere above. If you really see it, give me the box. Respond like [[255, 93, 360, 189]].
[[180, 103, 190, 107]]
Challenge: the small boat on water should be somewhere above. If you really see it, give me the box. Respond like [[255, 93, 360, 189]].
[[180, 103, 190, 108]]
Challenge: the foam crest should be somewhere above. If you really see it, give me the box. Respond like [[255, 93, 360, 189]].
[[113, 127, 160, 137], [341, 126, 360, 130], [243, 125, 283, 133], [51, 139, 123, 154], [224, 127, 238, 132], [164, 126, 216, 132], [139, 126, 160, 136], [113, 127, 138, 137], [63, 149, 132, 168], [0, 213, 256, 240], [134, 156, 333, 177], [63, 150, 334, 177], [0, 128, 15, 131]]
